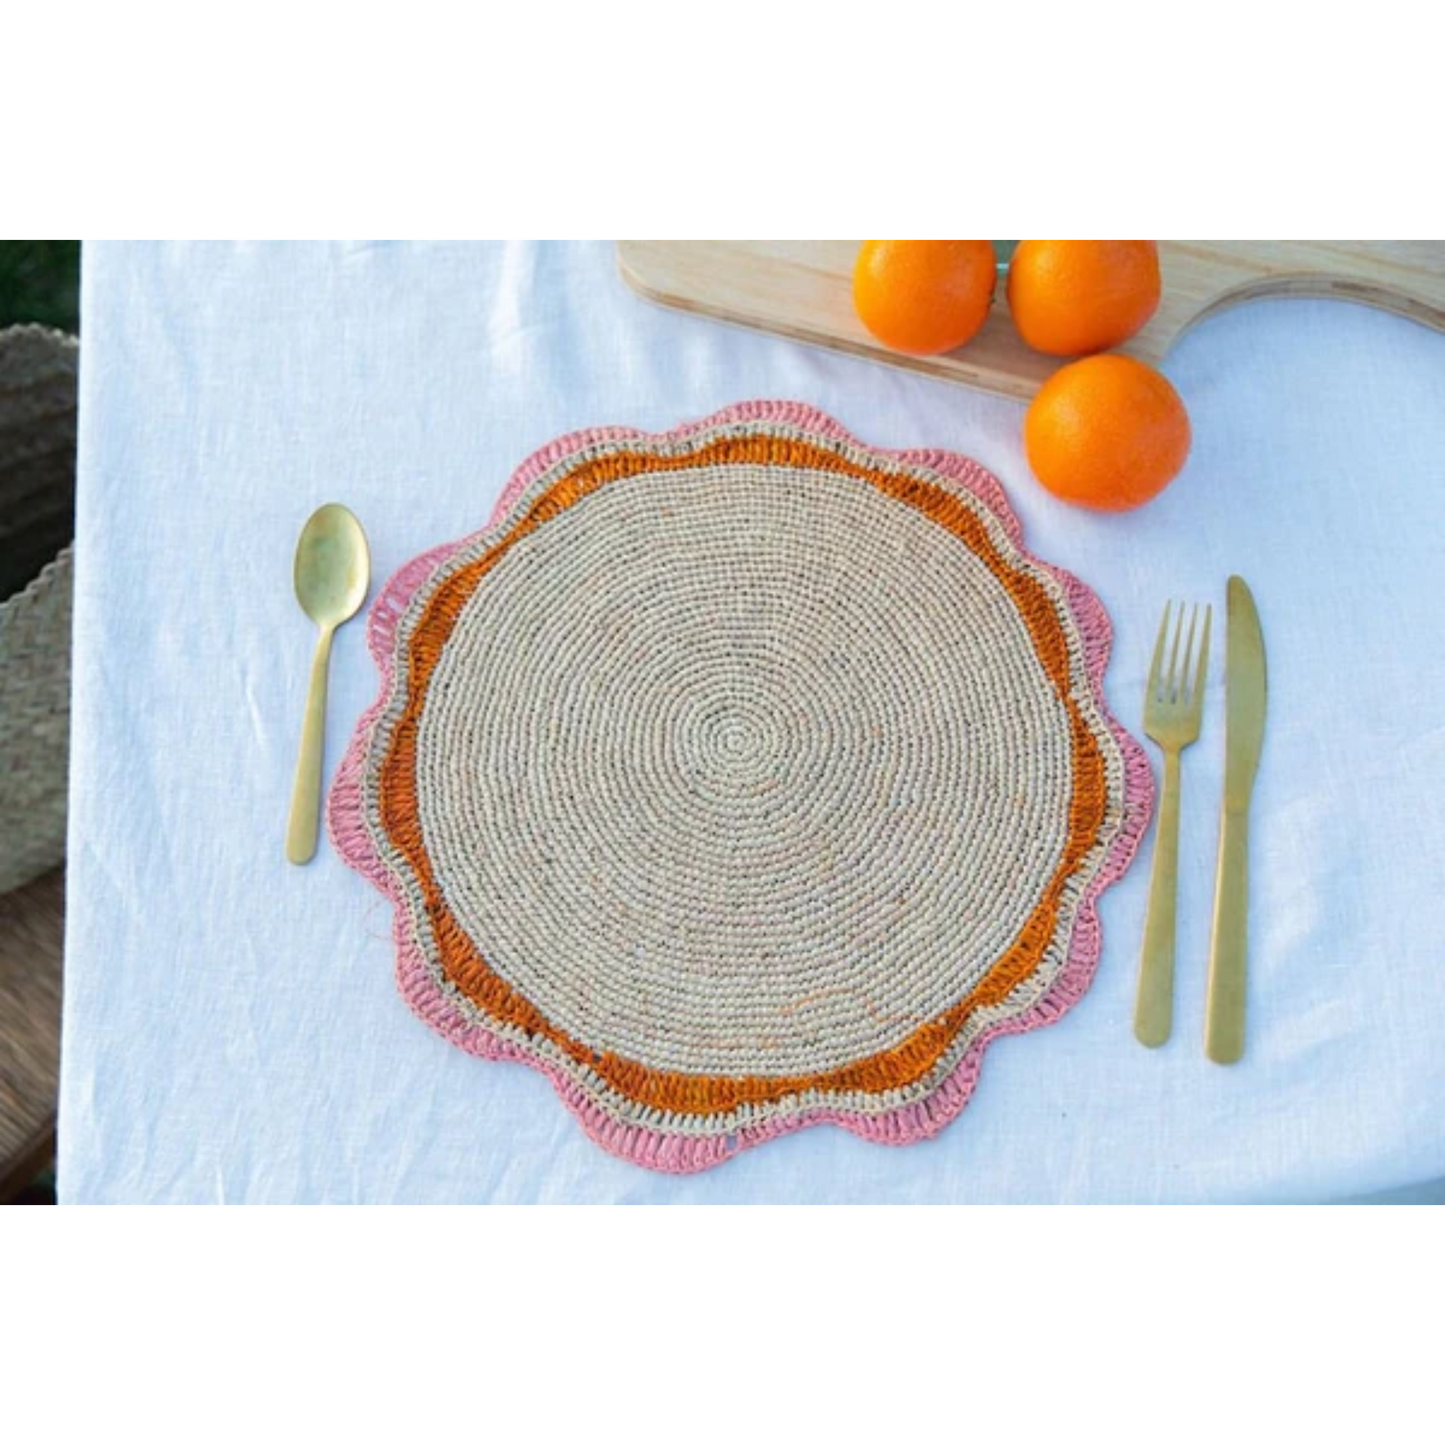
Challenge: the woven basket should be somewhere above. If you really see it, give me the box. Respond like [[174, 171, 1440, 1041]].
[[0, 326, 77, 896]]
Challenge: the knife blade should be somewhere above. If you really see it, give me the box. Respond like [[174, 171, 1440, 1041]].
[[1205, 575, 1268, 1063]]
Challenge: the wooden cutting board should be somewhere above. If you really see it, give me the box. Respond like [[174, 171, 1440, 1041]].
[[618, 241, 1445, 401]]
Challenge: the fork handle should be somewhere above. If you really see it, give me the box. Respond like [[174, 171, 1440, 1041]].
[[1135, 749, 1181, 1047], [1205, 806, 1250, 1063]]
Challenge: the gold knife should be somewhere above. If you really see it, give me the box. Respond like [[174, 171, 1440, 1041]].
[[1204, 576, 1268, 1063]]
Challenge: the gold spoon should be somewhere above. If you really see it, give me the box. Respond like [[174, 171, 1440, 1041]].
[[286, 503, 370, 864]]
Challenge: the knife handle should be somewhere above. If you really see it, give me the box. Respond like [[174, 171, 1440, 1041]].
[[1134, 749, 1181, 1047], [1205, 805, 1249, 1063]]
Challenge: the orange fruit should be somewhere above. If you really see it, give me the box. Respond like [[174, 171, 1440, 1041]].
[[1024, 354, 1191, 511], [853, 240, 997, 356], [1007, 241, 1161, 356]]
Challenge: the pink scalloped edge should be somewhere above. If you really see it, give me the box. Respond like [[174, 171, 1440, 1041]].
[[327, 399, 1154, 1174]]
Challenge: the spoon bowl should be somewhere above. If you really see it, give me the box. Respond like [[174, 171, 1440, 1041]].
[[295, 502, 370, 629], [287, 503, 370, 864]]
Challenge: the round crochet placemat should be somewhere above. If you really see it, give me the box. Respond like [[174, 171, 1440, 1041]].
[[330, 401, 1153, 1172]]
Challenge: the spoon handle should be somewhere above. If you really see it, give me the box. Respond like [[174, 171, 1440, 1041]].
[[286, 625, 334, 865]]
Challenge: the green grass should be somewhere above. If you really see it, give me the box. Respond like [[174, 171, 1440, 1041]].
[[0, 240, 81, 333]]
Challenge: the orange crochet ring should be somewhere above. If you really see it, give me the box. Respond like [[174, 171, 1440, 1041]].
[[329, 401, 1154, 1172]]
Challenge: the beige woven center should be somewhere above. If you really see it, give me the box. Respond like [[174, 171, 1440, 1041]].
[[416, 463, 1075, 1077]]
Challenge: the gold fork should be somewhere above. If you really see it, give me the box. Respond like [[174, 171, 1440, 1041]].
[[1134, 601, 1212, 1048]]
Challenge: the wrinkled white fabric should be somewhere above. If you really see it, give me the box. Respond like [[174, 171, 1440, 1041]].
[[59, 241, 1445, 1203]]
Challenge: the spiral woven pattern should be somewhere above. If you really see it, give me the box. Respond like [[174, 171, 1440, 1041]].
[[330, 402, 1153, 1172]]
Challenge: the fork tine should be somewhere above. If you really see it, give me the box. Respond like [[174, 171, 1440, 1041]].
[[1192, 604, 1212, 706], [1149, 601, 1172, 700], [1178, 605, 1199, 703], [1167, 602, 1186, 702]]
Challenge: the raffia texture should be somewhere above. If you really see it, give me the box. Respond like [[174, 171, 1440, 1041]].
[[0, 327, 77, 896], [330, 402, 1153, 1172]]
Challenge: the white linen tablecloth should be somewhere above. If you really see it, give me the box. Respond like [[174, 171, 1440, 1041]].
[[59, 241, 1445, 1203]]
